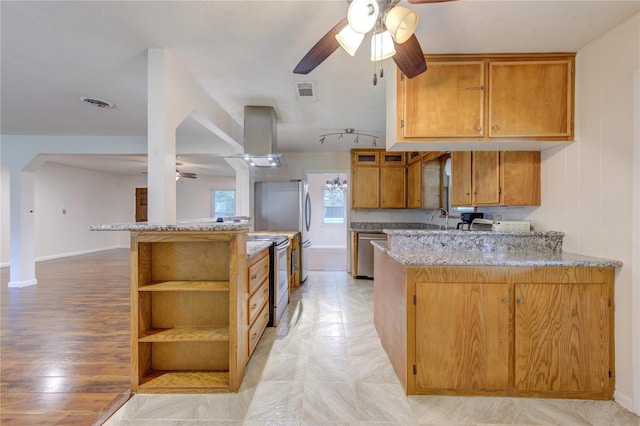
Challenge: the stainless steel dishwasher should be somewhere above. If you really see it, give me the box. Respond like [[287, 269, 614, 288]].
[[356, 233, 387, 279]]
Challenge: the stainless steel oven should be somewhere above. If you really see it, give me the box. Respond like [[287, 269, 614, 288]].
[[247, 235, 290, 326]]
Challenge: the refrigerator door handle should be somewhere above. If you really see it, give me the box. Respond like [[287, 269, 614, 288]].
[[305, 192, 311, 232]]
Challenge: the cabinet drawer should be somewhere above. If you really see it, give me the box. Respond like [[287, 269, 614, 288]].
[[248, 253, 269, 293], [248, 278, 269, 325], [248, 303, 269, 356]]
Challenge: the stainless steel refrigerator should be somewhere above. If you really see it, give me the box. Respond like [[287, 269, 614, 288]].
[[254, 180, 311, 283]]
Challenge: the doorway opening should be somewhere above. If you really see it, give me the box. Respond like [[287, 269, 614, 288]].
[[306, 172, 348, 271]]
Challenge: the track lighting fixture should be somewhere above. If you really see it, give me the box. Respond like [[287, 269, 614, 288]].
[[319, 128, 379, 147]]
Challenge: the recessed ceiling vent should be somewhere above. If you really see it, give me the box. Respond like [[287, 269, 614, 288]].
[[79, 96, 114, 108], [295, 82, 316, 101]]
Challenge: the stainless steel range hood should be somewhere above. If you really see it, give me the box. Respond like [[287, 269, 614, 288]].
[[241, 105, 283, 167]]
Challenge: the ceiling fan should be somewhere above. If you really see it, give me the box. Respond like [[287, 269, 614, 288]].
[[176, 170, 197, 179], [142, 162, 198, 179], [293, 0, 456, 80]]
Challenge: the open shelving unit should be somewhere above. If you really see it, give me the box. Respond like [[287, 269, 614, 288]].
[[130, 231, 248, 393]]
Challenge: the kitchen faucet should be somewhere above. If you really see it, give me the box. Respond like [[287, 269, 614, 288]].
[[429, 208, 450, 230]]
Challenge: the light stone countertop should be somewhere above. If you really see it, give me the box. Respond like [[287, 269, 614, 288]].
[[247, 241, 272, 258], [374, 241, 622, 268], [89, 219, 250, 232], [372, 229, 623, 269], [349, 222, 439, 232]]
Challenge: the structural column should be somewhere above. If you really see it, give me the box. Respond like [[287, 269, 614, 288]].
[[8, 169, 37, 287]]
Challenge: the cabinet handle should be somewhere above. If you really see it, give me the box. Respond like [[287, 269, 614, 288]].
[[502, 298, 508, 304], [517, 298, 525, 305], [493, 124, 500, 130], [476, 126, 482, 132], [251, 274, 257, 280], [251, 303, 257, 311]]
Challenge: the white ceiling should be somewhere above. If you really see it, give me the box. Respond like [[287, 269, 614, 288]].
[[1, 0, 638, 176]]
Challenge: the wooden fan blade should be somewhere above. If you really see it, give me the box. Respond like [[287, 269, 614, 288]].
[[293, 18, 348, 74], [392, 34, 427, 79], [407, 0, 457, 3]]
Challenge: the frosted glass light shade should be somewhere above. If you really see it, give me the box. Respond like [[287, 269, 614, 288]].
[[347, 0, 379, 33], [370, 31, 396, 61], [336, 25, 365, 56], [385, 6, 419, 44]]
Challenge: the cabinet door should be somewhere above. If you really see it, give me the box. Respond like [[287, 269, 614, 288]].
[[451, 151, 472, 206], [514, 283, 610, 395], [352, 150, 380, 166], [415, 282, 510, 392], [352, 167, 379, 208], [407, 161, 422, 209], [381, 152, 406, 165], [489, 60, 573, 138], [402, 61, 485, 138], [380, 167, 406, 208], [501, 151, 541, 206], [472, 151, 500, 205]]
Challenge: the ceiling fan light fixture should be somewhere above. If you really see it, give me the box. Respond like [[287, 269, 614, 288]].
[[336, 25, 365, 56], [385, 6, 419, 44], [347, 0, 379, 33], [370, 31, 396, 61]]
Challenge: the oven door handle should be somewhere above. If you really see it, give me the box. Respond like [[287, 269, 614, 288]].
[[277, 240, 291, 250]]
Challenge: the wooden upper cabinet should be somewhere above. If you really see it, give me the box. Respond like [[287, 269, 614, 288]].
[[396, 53, 575, 142], [352, 150, 380, 166], [402, 61, 485, 138], [501, 151, 541, 206], [380, 167, 406, 208], [381, 152, 406, 165], [407, 161, 422, 208], [451, 151, 501, 206], [451, 151, 540, 207], [472, 151, 501, 205], [352, 167, 380, 209], [451, 151, 472, 206], [489, 59, 573, 138]]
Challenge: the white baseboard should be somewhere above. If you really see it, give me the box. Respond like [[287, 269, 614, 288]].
[[614, 390, 636, 414], [8, 278, 38, 288]]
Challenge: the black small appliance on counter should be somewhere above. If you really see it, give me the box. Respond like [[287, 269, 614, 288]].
[[456, 212, 484, 230]]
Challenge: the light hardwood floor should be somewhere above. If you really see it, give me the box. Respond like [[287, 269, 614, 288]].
[[1, 249, 131, 425]]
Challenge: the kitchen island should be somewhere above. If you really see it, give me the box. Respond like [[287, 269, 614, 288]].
[[373, 229, 621, 400], [91, 220, 265, 393]]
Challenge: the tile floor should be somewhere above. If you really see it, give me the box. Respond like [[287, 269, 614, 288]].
[[104, 271, 640, 425]]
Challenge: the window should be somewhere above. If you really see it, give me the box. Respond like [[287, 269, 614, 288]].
[[322, 188, 345, 224], [211, 189, 235, 219]]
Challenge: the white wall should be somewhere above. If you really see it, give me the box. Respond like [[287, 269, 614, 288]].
[[176, 175, 235, 220], [0, 162, 241, 265], [534, 13, 639, 412], [31, 162, 135, 262]]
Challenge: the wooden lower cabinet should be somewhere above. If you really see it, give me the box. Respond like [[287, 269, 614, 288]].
[[415, 280, 510, 393], [514, 269, 612, 397], [131, 231, 249, 393], [374, 250, 614, 399], [247, 248, 270, 357]]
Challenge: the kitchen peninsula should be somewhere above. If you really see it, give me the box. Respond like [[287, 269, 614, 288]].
[[90, 220, 269, 393], [373, 229, 622, 400]]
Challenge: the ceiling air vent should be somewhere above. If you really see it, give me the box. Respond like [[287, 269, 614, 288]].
[[295, 82, 316, 101]]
